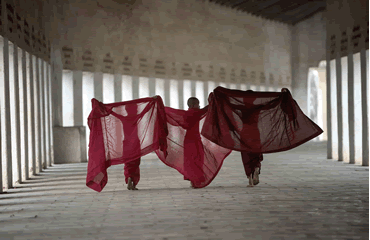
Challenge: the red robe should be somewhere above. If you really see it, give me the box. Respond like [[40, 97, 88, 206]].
[[239, 90, 263, 177], [87, 87, 323, 192], [183, 108, 206, 184], [201, 87, 323, 153], [86, 97, 168, 192], [155, 107, 232, 188], [111, 105, 141, 186]]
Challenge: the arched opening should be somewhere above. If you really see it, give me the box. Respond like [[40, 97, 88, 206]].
[[307, 60, 327, 142]]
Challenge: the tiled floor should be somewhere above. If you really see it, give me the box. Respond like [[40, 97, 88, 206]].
[[0, 142, 368, 240]]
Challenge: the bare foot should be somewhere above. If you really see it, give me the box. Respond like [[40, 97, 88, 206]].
[[253, 168, 260, 185], [247, 176, 254, 187], [127, 177, 133, 190]]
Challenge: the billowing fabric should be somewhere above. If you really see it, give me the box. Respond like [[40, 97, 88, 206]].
[[86, 97, 168, 192], [201, 87, 323, 153], [155, 107, 232, 188]]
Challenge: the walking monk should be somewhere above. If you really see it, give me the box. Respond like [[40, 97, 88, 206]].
[[86, 96, 168, 192], [155, 97, 232, 189], [240, 91, 263, 187], [183, 97, 207, 188], [201, 86, 323, 187], [114, 96, 164, 190], [112, 104, 141, 190]]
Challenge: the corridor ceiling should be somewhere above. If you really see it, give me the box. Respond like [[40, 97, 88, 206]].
[[209, 0, 326, 25]]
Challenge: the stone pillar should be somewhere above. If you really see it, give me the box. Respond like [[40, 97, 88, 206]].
[[183, 80, 191, 109], [39, 60, 46, 170], [44, 61, 51, 167], [114, 74, 122, 102], [195, 81, 205, 108], [164, 78, 170, 106], [103, 74, 115, 103], [0, 37, 4, 191], [48, 63, 54, 165], [178, 79, 184, 110], [348, 50, 355, 164], [132, 76, 139, 100], [122, 75, 133, 101], [29, 53, 36, 176], [0, 1, 4, 192], [336, 53, 343, 161], [154, 78, 165, 105], [326, 56, 332, 159], [1, 37, 13, 188], [191, 80, 196, 97], [341, 57, 350, 162], [368, 49, 370, 164], [18, 50, 25, 180], [0, 96, 1, 192], [169, 79, 179, 109], [51, 47, 63, 127], [354, 53, 363, 164], [149, 77, 156, 97], [361, 49, 369, 166], [35, 57, 42, 173], [21, 49, 29, 179], [94, 72, 103, 102], [73, 70, 83, 126], [207, 80, 216, 95], [317, 68, 327, 141], [138, 77, 149, 99], [82, 72, 94, 160], [13, 44, 22, 182], [1, 3, 13, 189], [203, 81, 209, 106], [330, 58, 339, 160]]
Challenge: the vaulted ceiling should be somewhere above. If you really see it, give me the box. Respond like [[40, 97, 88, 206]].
[[209, 0, 326, 25]]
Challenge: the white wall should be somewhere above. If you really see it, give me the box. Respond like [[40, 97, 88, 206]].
[[291, 12, 326, 115], [51, 0, 291, 89]]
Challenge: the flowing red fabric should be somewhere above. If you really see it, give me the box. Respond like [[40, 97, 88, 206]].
[[155, 107, 232, 188], [201, 87, 323, 153], [86, 97, 168, 192]]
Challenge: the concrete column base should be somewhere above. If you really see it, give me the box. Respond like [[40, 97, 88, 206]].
[[53, 126, 87, 164]]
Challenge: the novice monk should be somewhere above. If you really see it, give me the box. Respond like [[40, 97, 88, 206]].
[[120, 104, 141, 190], [240, 90, 263, 187], [183, 97, 207, 188], [123, 96, 162, 190], [110, 104, 140, 190]]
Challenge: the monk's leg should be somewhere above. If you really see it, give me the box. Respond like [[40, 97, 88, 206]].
[[241, 152, 263, 187], [252, 154, 262, 185], [124, 158, 141, 190]]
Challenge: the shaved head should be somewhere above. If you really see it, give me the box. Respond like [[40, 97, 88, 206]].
[[187, 97, 200, 109]]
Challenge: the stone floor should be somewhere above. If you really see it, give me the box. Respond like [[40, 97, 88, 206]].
[[0, 142, 368, 240]]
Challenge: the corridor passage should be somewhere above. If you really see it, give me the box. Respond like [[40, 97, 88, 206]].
[[0, 142, 368, 240]]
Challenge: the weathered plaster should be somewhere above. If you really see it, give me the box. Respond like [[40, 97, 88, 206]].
[[291, 12, 326, 115]]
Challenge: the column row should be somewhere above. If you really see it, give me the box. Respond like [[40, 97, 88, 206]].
[[63, 73, 284, 125], [0, 36, 53, 192], [327, 49, 369, 166], [61, 70, 286, 161]]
